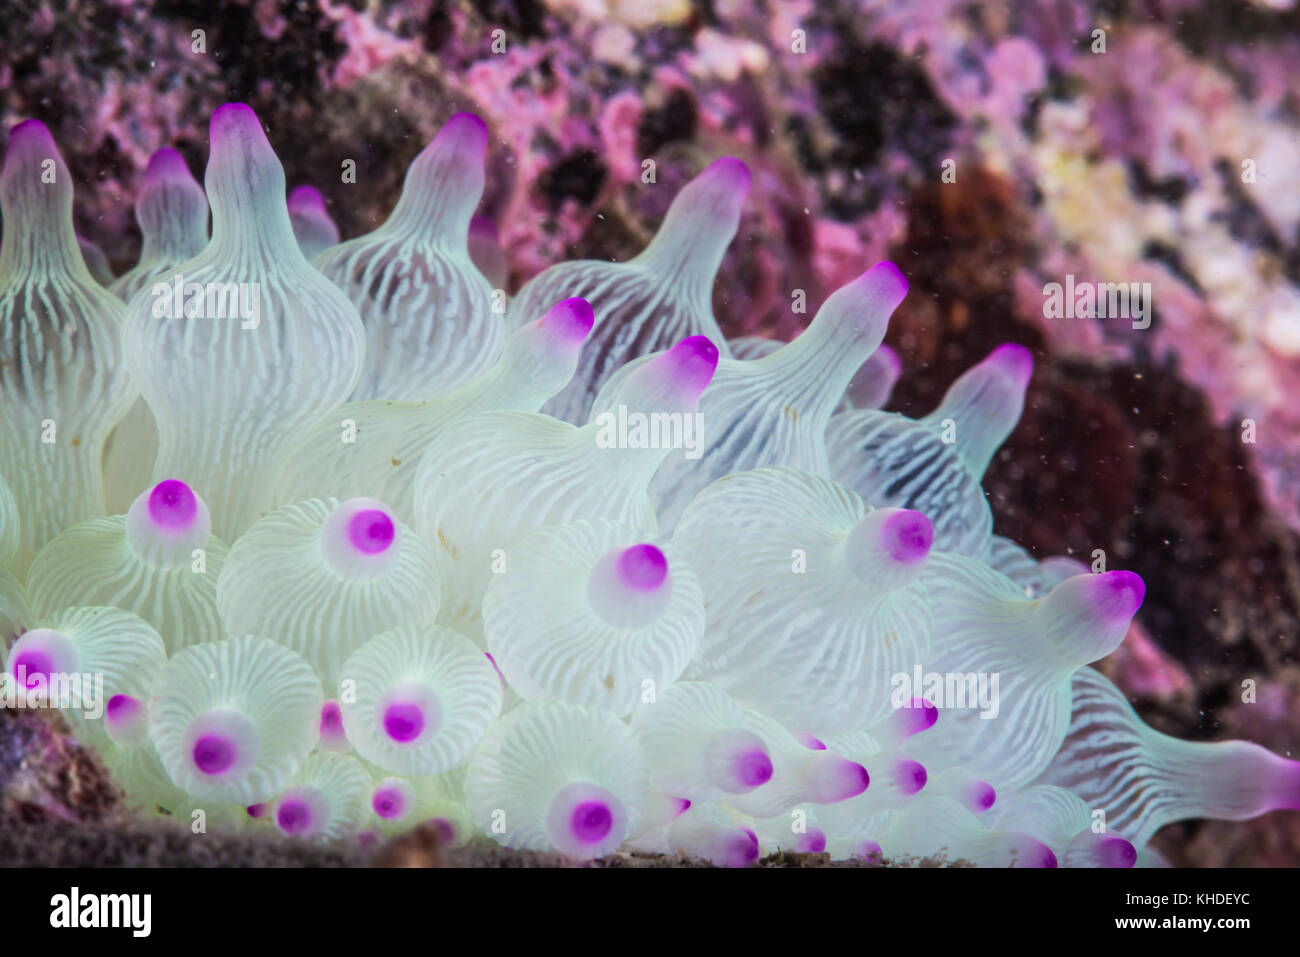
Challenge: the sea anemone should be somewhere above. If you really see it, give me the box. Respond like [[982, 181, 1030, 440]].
[[1, 101, 1296, 869]]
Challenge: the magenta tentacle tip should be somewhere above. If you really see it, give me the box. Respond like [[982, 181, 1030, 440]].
[[147, 479, 199, 531], [882, 509, 934, 564], [972, 781, 996, 811], [809, 754, 870, 801], [662, 335, 720, 396], [276, 798, 315, 836], [540, 297, 595, 342], [437, 111, 489, 158], [617, 543, 669, 591], [898, 759, 927, 795], [570, 800, 614, 843], [1034, 842, 1059, 868], [794, 730, 827, 750], [105, 694, 149, 743], [106, 693, 141, 722], [211, 101, 260, 135], [867, 260, 909, 303], [372, 782, 412, 820], [7, 118, 56, 153], [858, 840, 884, 862], [705, 155, 751, 192], [287, 184, 328, 213], [10, 648, 53, 689], [734, 747, 775, 787], [145, 147, 191, 181], [192, 734, 237, 775], [988, 342, 1034, 387], [1092, 569, 1146, 624], [728, 828, 760, 867], [1097, 836, 1137, 868], [347, 508, 396, 555], [429, 817, 458, 845], [319, 700, 344, 737], [382, 700, 426, 743], [801, 828, 828, 853]]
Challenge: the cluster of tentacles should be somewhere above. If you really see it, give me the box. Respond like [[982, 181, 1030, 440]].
[[1, 104, 1296, 866]]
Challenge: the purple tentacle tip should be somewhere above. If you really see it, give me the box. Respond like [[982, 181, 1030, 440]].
[[211, 102, 260, 137], [1032, 842, 1059, 868], [7, 118, 56, 154], [348, 508, 396, 554], [988, 342, 1034, 387], [662, 335, 720, 396], [802, 829, 828, 854], [913, 698, 940, 729], [727, 828, 760, 867], [372, 786, 408, 819], [898, 759, 927, 795], [106, 693, 136, 718], [288, 184, 328, 213], [794, 730, 827, 750], [277, 798, 314, 836], [383, 701, 426, 743], [145, 147, 191, 182], [617, 543, 669, 591], [973, 781, 996, 811], [882, 509, 934, 564], [705, 155, 751, 192], [866, 260, 909, 305], [541, 297, 595, 342], [735, 747, 775, 788], [320, 700, 344, 736], [571, 800, 614, 843], [1093, 569, 1146, 624], [1097, 836, 1138, 868], [10, 649, 52, 689], [438, 111, 489, 157], [148, 479, 198, 530], [192, 734, 236, 775]]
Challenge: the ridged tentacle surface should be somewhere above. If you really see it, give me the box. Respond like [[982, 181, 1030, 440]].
[[26, 515, 227, 654], [272, 297, 593, 522], [149, 634, 323, 805], [1034, 667, 1300, 847], [517, 158, 748, 424], [313, 113, 499, 402], [465, 701, 649, 859], [482, 518, 704, 715], [216, 497, 440, 689], [413, 336, 716, 631], [120, 103, 366, 539], [597, 262, 907, 533], [0, 120, 138, 574], [905, 555, 1144, 790], [672, 467, 932, 733]]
